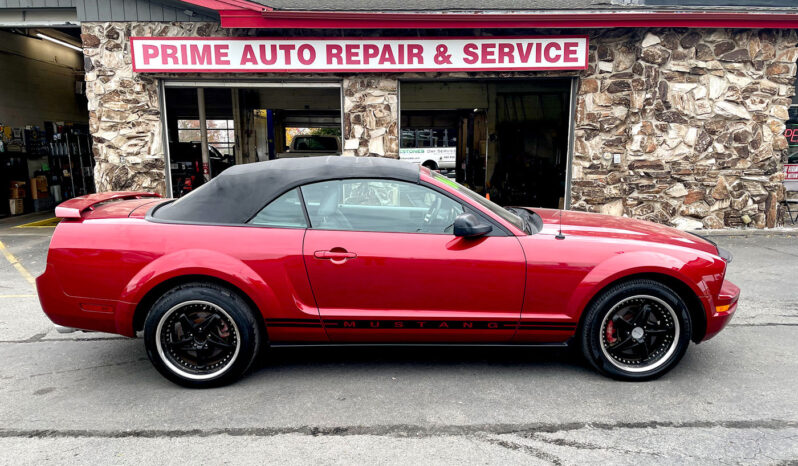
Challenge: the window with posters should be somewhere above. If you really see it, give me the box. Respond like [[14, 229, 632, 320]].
[[788, 105, 798, 165], [785, 78, 798, 196]]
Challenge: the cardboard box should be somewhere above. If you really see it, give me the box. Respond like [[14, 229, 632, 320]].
[[30, 176, 49, 200], [9, 199, 24, 215], [8, 180, 26, 199]]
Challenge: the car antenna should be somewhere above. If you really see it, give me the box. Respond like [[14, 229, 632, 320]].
[[555, 210, 565, 240]]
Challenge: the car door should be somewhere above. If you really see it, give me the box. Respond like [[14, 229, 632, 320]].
[[244, 188, 327, 343], [300, 178, 526, 343]]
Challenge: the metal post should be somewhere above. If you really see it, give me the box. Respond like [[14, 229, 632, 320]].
[[197, 88, 211, 182], [563, 78, 578, 210], [231, 88, 243, 165], [75, 132, 87, 195], [65, 134, 76, 198], [158, 79, 174, 197]]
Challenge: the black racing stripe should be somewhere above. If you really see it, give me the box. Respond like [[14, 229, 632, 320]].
[[265, 319, 321, 323], [322, 319, 517, 330], [518, 325, 576, 329], [267, 323, 323, 328], [265, 318, 575, 331], [519, 321, 576, 326], [517, 327, 576, 331]]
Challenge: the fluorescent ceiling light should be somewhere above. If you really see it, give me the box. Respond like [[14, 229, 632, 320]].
[[36, 33, 82, 53]]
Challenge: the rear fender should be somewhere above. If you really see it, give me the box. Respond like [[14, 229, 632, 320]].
[[114, 249, 279, 336], [565, 251, 710, 321]]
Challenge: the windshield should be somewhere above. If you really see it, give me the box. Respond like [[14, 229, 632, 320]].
[[431, 172, 526, 232]]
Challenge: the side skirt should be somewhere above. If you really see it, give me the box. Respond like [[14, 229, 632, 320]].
[[269, 342, 571, 348]]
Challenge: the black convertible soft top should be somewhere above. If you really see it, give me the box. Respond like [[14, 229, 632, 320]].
[[150, 156, 420, 224]]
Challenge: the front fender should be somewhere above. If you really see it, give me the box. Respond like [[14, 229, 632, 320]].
[[564, 250, 712, 321], [114, 249, 280, 336]]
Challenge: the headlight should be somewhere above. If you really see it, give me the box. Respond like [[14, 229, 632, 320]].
[[717, 246, 733, 264]]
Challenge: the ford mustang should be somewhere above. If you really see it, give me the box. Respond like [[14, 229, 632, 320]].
[[37, 156, 738, 387]]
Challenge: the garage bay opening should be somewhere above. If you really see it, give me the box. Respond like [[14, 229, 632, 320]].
[[163, 83, 342, 197], [400, 79, 573, 209]]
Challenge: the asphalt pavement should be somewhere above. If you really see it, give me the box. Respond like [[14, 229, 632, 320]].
[[1, 212, 797, 464]]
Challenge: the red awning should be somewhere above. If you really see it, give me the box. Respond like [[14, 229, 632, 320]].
[[181, 0, 798, 29]]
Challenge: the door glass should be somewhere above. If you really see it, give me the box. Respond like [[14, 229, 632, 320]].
[[248, 188, 307, 228], [301, 179, 463, 233]]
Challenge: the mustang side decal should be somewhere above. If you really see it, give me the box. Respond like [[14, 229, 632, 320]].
[[265, 318, 576, 331]]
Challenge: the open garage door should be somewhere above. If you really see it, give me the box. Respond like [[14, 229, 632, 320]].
[[400, 79, 574, 209], [162, 82, 342, 198]]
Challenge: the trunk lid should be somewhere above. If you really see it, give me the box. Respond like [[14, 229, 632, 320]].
[[83, 198, 167, 219], [55, 192, 163, 220]]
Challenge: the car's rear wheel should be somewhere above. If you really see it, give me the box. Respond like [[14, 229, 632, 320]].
[[143, 282, 261, 388], [580, 279, 692, 381]]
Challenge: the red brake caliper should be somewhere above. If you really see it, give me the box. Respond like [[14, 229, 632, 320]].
[[606, 320, 617, 344]]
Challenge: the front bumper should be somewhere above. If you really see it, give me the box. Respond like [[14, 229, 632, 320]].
[[702, 278, 740, 342]]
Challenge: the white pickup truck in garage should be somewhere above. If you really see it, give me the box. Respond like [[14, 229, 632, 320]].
[[398, 147, 456, 170]]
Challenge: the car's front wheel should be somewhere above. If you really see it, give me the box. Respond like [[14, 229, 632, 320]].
[[143, 282, 261, 388], [580, 279, 692, 381]]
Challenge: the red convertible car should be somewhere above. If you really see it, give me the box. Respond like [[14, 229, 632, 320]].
[[38, 157, 738, 387]]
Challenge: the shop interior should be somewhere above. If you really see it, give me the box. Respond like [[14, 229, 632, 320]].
[[400, 79, 573, 209], [164, 79, 572, 208], [163, 83, 341, 197], [0, 27, 93, 217]]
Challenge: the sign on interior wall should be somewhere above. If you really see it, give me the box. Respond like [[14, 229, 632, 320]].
[[399, 147, 457, 166], [130, 36, 589, 73]]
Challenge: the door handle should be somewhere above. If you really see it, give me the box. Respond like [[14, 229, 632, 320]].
[[314, 249, 357, 261]]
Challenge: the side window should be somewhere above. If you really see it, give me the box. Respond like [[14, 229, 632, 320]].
[[248, 188, 307, 228], [300, 179, 463, 234]]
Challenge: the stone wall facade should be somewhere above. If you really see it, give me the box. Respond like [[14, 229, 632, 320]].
[[572, 28, 798, 229], [82, 22, 798, 228], [81, 21, 403, 195], [342, 77, 399, 158]]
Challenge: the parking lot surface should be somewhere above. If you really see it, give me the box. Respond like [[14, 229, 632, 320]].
[[1, 213, 797, 464]]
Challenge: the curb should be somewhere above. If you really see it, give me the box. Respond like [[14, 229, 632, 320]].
[[688, 228, 798, 237]]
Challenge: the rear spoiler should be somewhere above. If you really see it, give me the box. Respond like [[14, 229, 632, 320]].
[[54, 192, 162, 219]]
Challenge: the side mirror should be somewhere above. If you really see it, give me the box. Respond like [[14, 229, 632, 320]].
[[453, 213, 493, 237]]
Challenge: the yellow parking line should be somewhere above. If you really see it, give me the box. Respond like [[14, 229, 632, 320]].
[[0, 240, 36, 288], [12, 217, 60, 228]]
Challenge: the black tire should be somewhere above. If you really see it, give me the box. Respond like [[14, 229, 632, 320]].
[[580, 279, 692, 381], [143, 282, 261, 388], [422, 161, 438, 170]]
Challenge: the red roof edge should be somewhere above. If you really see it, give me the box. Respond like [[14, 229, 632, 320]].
[[217, 9, 798, 29], [180, 0, 268, 13]]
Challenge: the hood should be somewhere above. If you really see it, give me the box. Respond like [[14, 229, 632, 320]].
[[529, 208, 719, 255]]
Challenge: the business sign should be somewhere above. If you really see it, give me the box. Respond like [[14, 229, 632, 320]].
[[399, 147, 457, 165], [785, 164, 798, 181], [785, 124, 798, 147], [130, 36, 589, 73]]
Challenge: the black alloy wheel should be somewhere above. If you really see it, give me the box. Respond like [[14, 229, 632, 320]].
[[580, 279, 692, 381], [144, 282, 261, 388]]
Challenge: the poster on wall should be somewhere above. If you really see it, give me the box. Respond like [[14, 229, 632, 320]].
[[130, 36, 589, 73]]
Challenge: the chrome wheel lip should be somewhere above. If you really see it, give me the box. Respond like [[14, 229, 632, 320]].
[[599, 294, 680, 374], [155, 300, 242, 381]]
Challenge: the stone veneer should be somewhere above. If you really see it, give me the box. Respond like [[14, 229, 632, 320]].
[[572, 28, 798, 229], [81, 21, 400, 196], [82, 22, 798, 228]]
